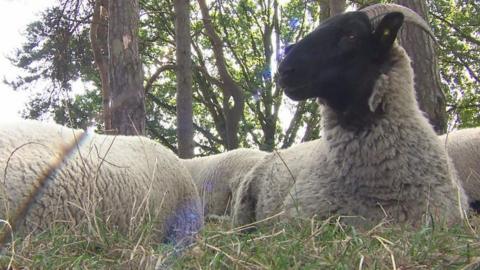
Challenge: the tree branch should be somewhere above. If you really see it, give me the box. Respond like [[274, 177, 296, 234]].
[[430, 12, 480, 46], [144, 64, 176, 94], [146, 92, 222, 146]]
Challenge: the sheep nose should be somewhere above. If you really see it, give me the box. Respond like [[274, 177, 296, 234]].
[[278, 64, 295, 78], [277, 64, 296, 87]]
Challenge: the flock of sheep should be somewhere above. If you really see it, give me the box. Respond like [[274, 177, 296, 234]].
[[0, 4, 479, 248]]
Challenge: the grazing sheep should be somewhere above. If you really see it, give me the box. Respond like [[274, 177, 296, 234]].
[[181, 148, 267, 217], [233, 4, 468, 228], [439, 128, 480, 212], [0, 120, 203, 245]]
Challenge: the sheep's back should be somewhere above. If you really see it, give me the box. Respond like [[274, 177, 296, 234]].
[[233, 139, 325, 225], [182, 148, 267, 216], [440, 128, 480, 207], [0, 120, 203, 244]]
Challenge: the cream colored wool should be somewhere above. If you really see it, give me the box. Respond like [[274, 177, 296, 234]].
[[440, 127, 480, 209], [181, 148, 267, 217], [0, 120, 203, 245], [233, 46, 468, 227], [231, 139, 322, 226]]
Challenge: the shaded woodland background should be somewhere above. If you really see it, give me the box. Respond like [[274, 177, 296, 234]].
[[5, 0, 479, 156]]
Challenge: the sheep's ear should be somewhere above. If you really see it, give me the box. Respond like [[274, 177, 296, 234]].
[[368, 74, 389, 112], [373, 12, 404, 58]]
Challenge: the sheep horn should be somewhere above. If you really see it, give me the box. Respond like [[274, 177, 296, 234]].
[[360, 3, 436, 42]]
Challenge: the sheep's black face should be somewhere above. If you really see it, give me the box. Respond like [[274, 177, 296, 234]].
[[278, 12, 404, 114]]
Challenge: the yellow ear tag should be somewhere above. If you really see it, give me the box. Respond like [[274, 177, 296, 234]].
[[383, 29, 390, 36]]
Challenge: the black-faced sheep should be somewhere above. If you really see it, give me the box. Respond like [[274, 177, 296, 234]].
[[0, 120, 203, 245], [233, 4, 468, 228], [181, 148, 267, 218], [439, 127, 480, 213]]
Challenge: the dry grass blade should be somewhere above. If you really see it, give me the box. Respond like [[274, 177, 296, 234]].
[[228, 210, 285, 233], [0, 219, 14, 268], [373, 235, 397, 270], [358, 254, 365, 270], [304, 216, 336, 243], [460, 257, 480, 270], [245, 229, 285, 243], [202, 241, 265, 269]]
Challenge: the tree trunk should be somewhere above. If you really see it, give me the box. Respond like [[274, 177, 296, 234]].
[[329, 0, 345, 16], [318, 0, 330, 23], [198, 0, 245, 150], [258, 0, 277, 151], [394, 0, 447, 134], [108, 0, 146, 135], [175, 0, 194, 158], [90, 0, 112, 132]]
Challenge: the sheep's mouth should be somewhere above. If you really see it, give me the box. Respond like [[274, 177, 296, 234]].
[[278, 74, 319, 101], [282, 84, 314, 101]]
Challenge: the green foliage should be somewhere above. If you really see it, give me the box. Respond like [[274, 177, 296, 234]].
[[6, 2, 98, 128], [7, 0, 480, 154], [53, 88, 103, 130], [280, 0, 320, 44], [8, 8, 95, 91], [427, 0, 480, 128]]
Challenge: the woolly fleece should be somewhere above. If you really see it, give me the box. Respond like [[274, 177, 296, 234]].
[[440, 127, 480, 210], [181, 148, 266, 217], [0, 120, 203, 245], [233, 46, 468, 227]]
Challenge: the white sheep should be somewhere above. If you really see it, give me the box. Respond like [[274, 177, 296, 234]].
[[0, 120, 203, 245], [181, 148, 267, 217], [233, 4, 468, 228], [439, 127, 480, 212], [232, 139, 325, 226]]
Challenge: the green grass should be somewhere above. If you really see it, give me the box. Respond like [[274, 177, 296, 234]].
[[1, 215, 479, 269], [174, 215, 480, 270], [0, 216, 172, 269]]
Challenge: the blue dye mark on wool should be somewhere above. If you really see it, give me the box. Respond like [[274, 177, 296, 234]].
[[203, 179, 214, 193], [164, 199, 203, 247], [202, 180, 213, 192]]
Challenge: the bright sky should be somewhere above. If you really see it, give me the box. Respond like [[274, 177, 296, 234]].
[[0, 0, 54, 121]]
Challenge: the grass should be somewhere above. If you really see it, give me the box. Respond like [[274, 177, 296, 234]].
[[1, 214, 479, 269], [174, 215, 480, 270], [0, 217, 169, 269]]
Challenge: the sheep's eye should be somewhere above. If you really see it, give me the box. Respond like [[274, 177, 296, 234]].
[[348, 34, 356, 40], [338, 33, 358, 49]]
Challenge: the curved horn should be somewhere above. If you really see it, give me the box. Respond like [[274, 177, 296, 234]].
[[360, 3, 436, 42]]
